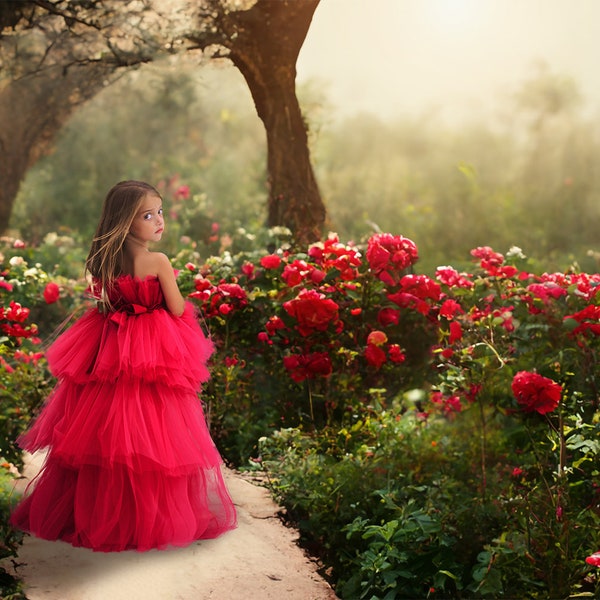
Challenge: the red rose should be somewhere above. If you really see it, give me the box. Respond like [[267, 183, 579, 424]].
[[399, 274, 442, 301], [265, 316, 286, 336], [366, 233, 418, 283], [43, 282, 60, 304], [388, 344, 406, 363], [586, 552, 600, 567], [4, 300, 29, 322], [377, 307, 400, 327], [365, 344, 386, 369], [241, 262, 255, 277], [260, 254, 282, 269], [194, 277, 214, 292], [448, 321, 463, 344], [471, 246, 504, 267], [527, 282, 567, 302], [431, 391, 463, 414], [440, 299, 463, 319], [283, 289, 339, 336], [282, 259, 313, 286], [564, 305, 600, 336], [218, 283, 246, 300], [224, 355, 238, 367], [435, 266, 474, 289], [511, 371, 562, 415], [310, 269, 326, 284], [175, 185, 190, 200], [218, 303, 232, 316], [283, 352, 332, 382]]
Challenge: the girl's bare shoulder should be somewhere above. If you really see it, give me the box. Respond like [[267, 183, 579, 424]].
[[133, 251, 170, 279]]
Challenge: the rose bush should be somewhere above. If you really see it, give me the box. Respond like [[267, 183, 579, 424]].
[[0, 235, 88, 598], [173, 231, 599, 598], [175, 231, 438, 455], [0, 227, 598, 599]]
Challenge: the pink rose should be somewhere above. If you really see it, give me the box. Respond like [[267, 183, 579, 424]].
[[367, 330, 387, 346]]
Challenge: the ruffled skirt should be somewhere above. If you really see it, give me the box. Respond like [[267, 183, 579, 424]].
[[10, 302, 237, 551]]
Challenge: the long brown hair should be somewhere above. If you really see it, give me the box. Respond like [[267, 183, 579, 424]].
[[85, 180, 161, 304]]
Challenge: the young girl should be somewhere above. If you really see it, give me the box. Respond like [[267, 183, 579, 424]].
[[11, 180, 237, 551]]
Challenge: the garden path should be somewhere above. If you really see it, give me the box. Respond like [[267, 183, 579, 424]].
[[3, 453, 337, 600]]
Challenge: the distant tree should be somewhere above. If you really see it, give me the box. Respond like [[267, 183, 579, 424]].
[[187, 0, 326, 244], [1, 0, 325, 244], [0, 0, 179, 233]]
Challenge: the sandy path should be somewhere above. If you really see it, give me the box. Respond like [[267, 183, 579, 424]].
[[2, 454, 337, 600]]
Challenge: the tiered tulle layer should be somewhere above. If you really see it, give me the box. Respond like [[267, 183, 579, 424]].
[[11, 457, 234, 552], [11, 290, 236, 552], [46, 301, 213, 389]]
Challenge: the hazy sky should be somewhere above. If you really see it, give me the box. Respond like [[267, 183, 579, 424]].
[[297, 0, 600, 122]]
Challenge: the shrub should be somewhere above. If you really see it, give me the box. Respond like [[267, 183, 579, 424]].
[[0, 235, 88, 598], [174, 232, 600, 598], [0, 227, 598, 599]]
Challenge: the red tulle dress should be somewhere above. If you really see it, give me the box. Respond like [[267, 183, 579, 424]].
[[10, 274, 237, 552]]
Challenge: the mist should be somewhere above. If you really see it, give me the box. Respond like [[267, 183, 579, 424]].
[[297, 0, 600, 124]]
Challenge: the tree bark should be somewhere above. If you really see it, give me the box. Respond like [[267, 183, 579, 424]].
[[0, 65, 114, 232], [194, 0, 325, 245], [1, 0, 326, 243], [0, 0, 165, 234]]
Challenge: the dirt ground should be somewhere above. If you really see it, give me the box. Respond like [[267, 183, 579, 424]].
[[2, 453, 338, 600]]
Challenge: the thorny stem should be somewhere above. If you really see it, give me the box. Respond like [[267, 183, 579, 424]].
[[478, 396, 488, 502], [307, 381, 315, 427], [471, 341, 506, 369]]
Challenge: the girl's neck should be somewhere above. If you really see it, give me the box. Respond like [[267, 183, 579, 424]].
[[125, 235, 149, 252]]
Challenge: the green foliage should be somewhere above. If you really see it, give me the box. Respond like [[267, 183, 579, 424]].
[[12, 62, 267, 246], [173, 224, 600, 596], [0, 235, 86, 467], [11, 64, 600, 277], [0, 466, 25, 600], [0, 237, 85, 599], [0, 228, 598, 599]]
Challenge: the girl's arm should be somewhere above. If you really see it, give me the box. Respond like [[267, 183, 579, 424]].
[[153, 252, 186, 316]]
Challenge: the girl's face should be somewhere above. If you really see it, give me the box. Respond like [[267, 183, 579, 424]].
[[128, 193, 164, 244]]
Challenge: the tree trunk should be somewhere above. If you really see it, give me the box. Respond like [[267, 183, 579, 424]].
[[217, 0, 325, 245], [0, 65, 113, 233]]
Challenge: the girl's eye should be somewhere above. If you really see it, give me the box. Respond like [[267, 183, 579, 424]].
[[143, 213, 152, 221], [158, 208, 163, 216]]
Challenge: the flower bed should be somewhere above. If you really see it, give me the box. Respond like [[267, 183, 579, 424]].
[[175, 232, 600, 598], [1, 229, 598, 598]]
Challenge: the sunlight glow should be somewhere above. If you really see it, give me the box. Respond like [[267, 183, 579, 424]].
[[425, 0, 482, 33]]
